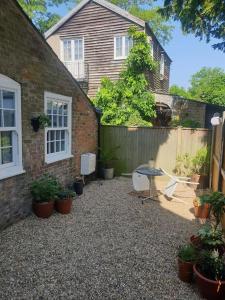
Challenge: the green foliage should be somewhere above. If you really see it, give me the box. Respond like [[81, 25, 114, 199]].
[[169, 85, 193, 99], [198, 224, 224, 248], [195, 194, 212, 206], [160, 0, 225, 52], [17, 0, 71, 33], [171, 116, 201, 128], [170, 68, 225, 106], [174, 147, 210, 176], [192, 147, 210, 174], [100, 146, 119, 168], [198, 250, 225, 281], [38, 113, 51, 128], [57, 189, 75, 200], [189, 68, 225, 105], [93, 27, 156, 126], [31, 174, 61, 203], [174, 153, 193, 176], [178, 244, 198, 262], [208, 192, 225, 227]]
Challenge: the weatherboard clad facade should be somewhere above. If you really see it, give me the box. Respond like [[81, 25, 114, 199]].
[[46, 0, 171, 98]]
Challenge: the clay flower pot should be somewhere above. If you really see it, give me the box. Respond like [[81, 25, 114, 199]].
[[194, 265, 225, 300], [178, 257, 194, 283], [33, 201, 54, 218], [193, 199, 210, 219], [55, 197, 72, 214]]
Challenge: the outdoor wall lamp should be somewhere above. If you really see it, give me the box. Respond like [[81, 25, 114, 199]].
[[210, 113, 222, 126]]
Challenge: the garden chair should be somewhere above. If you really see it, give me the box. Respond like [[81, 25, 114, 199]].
[[161, 168, 199, 203], [132, 164, 149, 192]]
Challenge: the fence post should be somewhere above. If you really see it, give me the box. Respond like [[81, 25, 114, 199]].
[[176, 126, 182, 157]]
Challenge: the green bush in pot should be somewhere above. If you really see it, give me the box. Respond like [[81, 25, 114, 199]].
[[31, 174, 61, 218], [99, 146, 119, 179], [55, 189, 75, 215], [177, 244, 198, 282]]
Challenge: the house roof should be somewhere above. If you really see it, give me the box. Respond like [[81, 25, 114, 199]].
[[44, 0, 145, 39], [12, 0, 98, 116]]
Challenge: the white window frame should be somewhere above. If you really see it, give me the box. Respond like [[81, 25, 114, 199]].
[[0, 74, 24, 180], [60, 37, 84, 63], [44, 92, 73, 164], [160, 53, 165, 80], [114, 35, 133, 60]]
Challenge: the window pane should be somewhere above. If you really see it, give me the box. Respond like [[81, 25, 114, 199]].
[[64, 116, 68, 127], [3, 110, 15, 127], [50, 131, 55, 141], [61, 130, 65, 139], [56, 130, 60, 140], [56, 141, 60, 152], [47, 142, 50, 154], [3, 91, 15, 109], [1, 147, 12, 164], [1, 132, 12, 147], [63, 40, 72, 61], [58, 103, 63, 115], [58, 116, 62, 127], [74, 39, 83, 60], [53, 102, 58, 114], [50, 141, 55, 153], [63, 104, 68, 115], [61, 140, 65, 151], [125, 37, 132, 57], [47, 101, 52, 115], [53, 115, 57, 127], [116, 37, 123, 58], [0, 110, 2, 127]]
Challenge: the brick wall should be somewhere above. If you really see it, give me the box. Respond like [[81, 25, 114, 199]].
[[154, 93, 206, 127], [0, 0, 98, 229]]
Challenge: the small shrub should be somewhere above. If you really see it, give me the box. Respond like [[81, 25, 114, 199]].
[[178, 244, 198, 262]]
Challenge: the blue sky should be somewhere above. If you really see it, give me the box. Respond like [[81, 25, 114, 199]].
[[50, 2, 225, 89]]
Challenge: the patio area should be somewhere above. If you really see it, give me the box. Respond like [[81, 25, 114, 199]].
[[0, 177, 201, 299]]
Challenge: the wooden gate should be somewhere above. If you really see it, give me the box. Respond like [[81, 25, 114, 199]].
[[211, 112, 225, 192]]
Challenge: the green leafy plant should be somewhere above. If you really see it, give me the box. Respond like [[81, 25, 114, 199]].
[[192, 147, 210, 175], [31, 174, 61, 203], [174, 153, 193, 176], [178, 244, 198, 262], [194, 194, 212, 206], [208, 192, 225, 227], [198, 250, 225, 281], [38, 114, 51, 129], [57, 189, 76, 200], [99, 146, 119, 169], [198, 224, 224, 248], [93, 26, 156, 126]]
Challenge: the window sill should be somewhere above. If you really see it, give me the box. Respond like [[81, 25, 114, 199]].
[[0, 167, 25, 181], [45, 154, 74, 165], [114, 57, 127, 60]]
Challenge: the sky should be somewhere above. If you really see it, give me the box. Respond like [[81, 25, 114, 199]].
[[50, 2, 225, 89]]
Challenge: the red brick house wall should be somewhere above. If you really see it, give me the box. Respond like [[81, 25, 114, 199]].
[[0, 0, 98, 229]]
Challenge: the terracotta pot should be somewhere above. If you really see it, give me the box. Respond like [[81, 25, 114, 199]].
[[191, 173, 201, 183], [33, 201, 54, 218], [178, 257, 194, 283], [55, 197, 72, 214], [194, 265, 225, 300], [193, 201, 210, 219]]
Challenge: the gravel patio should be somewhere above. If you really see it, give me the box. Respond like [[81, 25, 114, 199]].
[[0, 177, 201, 299]]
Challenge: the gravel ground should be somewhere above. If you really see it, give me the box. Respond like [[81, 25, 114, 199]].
[[0, 177, 201, 300]]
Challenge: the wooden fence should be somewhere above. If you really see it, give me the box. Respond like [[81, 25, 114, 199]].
[[101, 125, 212, 175], [211, 113, 225, 192]]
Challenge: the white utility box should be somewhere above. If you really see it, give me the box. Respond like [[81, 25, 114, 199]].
[[80, 153, 96, 175]]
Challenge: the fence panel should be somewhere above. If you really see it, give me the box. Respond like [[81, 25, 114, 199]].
[[100, 126, 212, 174]]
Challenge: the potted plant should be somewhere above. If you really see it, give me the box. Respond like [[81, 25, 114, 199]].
[[193, 194, 211, 219], [194, 250, 225, 300], [191, 147, 210, 188], [177, 244, 198, 283], [31, 113, 51, 132], [73, 177, 84, 195], [99, 146, 119, 180], [174, 153, 193, 177], [31, 174, 61, 218], [55, 189, 75, 214]]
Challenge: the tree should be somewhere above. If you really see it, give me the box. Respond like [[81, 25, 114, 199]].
[[17, 0, 71, 33], [93, 26, 156, 126], [160, 0, 225, 52], [189, 67, 225, 105], [75, 0, 173, 45], [170, 68, 225, 105], [169, 85, 193, 99]]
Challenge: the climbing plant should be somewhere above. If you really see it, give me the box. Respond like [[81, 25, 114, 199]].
[[93, 26, 156, 126]]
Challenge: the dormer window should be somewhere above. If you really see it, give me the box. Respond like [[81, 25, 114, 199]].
[[160, 53, 165, 80], [114, 35, 133, 59]]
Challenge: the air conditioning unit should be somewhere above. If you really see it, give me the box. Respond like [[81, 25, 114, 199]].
[[80, 153, 96, 175]]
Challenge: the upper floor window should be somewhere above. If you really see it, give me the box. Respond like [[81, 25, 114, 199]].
[[0, 74, 24, 180], [160, 53, 165, 79], [62, 38, 84, 62], [45, 92, 72, 164], [114, 36, 133, 59]]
